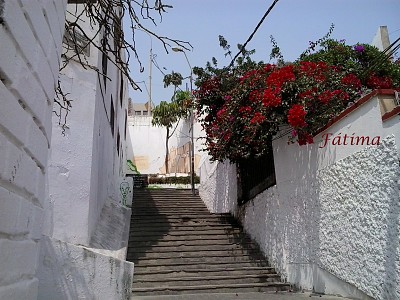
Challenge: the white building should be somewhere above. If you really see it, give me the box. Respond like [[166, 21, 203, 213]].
[[37, 3, 134, 299], [127, 114, 204, 175], [0, 1, 133, 299]]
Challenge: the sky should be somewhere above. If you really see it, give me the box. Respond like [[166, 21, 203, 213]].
[[125, 0, 400, 106]]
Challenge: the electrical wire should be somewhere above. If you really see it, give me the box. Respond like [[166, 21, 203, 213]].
[[229, 0, 280, 68]]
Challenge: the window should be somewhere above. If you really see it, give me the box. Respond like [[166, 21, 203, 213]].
[[142, 111, 148, 116], [117, 131, 120, 156], [63, 29, 90, 56], [101, 37, 108, 88], [119, 72, 124, 108], [110, 96, 115, 136], [124, 111, 127, 140], [0, 1, 5, 25], [135, 111, 142, 116]]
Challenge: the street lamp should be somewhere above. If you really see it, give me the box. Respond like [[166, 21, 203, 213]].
[[172, 47, 195, 195], [133, 26, 153, 115]]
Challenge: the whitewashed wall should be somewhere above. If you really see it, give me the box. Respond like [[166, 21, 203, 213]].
[[0, 0, 67, 299], [199, 92, 400, 299], [36, 236, 134, 300], [198, 158, 237, 214], [47, 4, 130, 246], [127, 115, 203, 174]]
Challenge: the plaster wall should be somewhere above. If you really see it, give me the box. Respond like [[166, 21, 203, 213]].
[[0, 0, 67, 298], [127, 115, 203, 174], [36, 236, 134, 300], [198, 158, 238, 214], [199, 92, 400, 299], [48, 5, 130, 246]]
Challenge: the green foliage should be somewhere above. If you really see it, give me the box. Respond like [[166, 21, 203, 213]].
[[148, 175, 200, 185], [193, 29, 400, 163], [163, 71, 183, 88], [127, 160, 140, 174], [151, 90, 190, 128]]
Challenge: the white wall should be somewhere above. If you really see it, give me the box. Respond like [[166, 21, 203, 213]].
[[199, 91, 400, 299], [48, 4, 130, 246], [36, 236, 134, 300], [127, 115, 203, 174], [0, 0, 67, 298], [198, 158, 238, 214]]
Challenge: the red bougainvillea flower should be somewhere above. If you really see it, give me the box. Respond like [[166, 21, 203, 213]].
[[250, 112, 266, 125], [216, 107, 227, 120], [367, 74, 393, 89], [341, 74, 361, 89], [298, 132, 314, 145], [298, 61, 328, 82], [239, 106, 252, 115], [288, 104, 307, 128], [318, 91, 333, 104], [262, 88, 282, 107], [266, 65, 296, 88], [249, 90, 263, 103], [224, 95, 232, 102], [223, 130, 232, 141]]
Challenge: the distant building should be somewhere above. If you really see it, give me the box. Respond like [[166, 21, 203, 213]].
[[132, 101, 154, 116]]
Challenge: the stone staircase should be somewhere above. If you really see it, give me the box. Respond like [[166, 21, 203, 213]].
[[127, 189, 290, 296]]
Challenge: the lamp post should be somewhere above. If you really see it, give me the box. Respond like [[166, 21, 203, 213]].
[[133, 26, 153, 115], [172, 47, 195, 195]]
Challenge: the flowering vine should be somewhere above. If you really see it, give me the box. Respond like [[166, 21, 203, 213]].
[[194, 36, 400, 163]]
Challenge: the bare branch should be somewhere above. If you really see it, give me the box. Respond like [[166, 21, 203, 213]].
[[55, 0, 192, 127]]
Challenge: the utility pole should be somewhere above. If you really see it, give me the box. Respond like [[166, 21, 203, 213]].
[[148, 46, 152, 115], [172, 47, 195, 195]]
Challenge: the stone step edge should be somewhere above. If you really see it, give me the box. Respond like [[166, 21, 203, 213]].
[[132, 282, 290, 292], [130, 244, 255, 252], [129, 260, 269, 268], [130, 228, 243, 234], [129, 246, 261, 254], [134, 273, 281, 283], [133, 266, 275, 275], [128, 236, 251, 242]]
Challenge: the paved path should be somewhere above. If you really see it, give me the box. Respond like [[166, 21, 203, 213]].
[[131, 291, 352, 300]]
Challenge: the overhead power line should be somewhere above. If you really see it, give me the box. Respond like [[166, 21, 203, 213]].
[[229, 0, 280, 67]]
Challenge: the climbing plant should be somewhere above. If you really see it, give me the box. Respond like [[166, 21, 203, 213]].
[[194, 28, 400, 163]]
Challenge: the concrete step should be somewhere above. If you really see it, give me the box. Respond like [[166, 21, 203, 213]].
[[130, 223, 241, 231], [129, 254, 267, 266], [129, 233, 250, 243], [132, 261, 271, 273], [130, 242, 256, 252], [128, 238, 251, 248], [133, 196, 202, 200], [130, 217, 236, 226], [134, 266, 277, 278], [132, 209, 210, 215], [134, 274, 282, 287], [128, 189, 288, 297], [132, 282, 289, 296], [128, 247, 265, 259], [132, 200, 206, 208], [129, 227, 242, 237], [130, 213, 231, 219]]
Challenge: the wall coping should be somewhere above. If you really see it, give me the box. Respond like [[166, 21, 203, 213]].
[[314, 89, 399, 136]]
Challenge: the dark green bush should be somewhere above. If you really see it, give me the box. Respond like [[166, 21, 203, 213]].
[[148, 175, 200, 185]]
